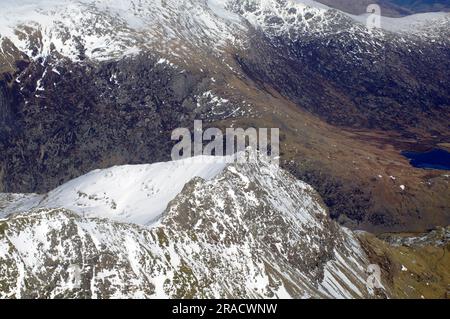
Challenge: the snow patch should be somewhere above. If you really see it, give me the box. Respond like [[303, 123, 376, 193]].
[[2, 156, 229, 226]]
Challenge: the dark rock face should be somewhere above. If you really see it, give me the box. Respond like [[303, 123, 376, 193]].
[[0, 81, 17, 144], [0, 54, 217, 193], [0, 76, 23, 192], [236, 28, 450, 135]]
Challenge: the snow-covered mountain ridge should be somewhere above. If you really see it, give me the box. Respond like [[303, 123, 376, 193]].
[[0, 0, 448, 63], [0, 154, 387, 298], [0, 156, 229, 225], [0, 0, 243, 61]]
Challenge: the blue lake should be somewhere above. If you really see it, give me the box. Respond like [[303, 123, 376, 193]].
[[401, 149, 450, 170]]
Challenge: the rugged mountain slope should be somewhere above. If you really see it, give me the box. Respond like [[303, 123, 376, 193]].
[[231, 0, 450, 132], [1, 0, 448, 131], [0, 155, 385, 298]]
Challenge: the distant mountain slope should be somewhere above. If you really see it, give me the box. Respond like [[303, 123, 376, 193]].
[[315, 0, 450, 16], [0, 0, 244, 62], [387, 0, 450, 13], [0, 0, 448, 64]]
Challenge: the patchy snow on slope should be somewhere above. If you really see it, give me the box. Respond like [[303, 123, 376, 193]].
[[0, 0, 141, 60], [230, 0, 330, 38], [207, 0, 242, 23], [0, 0, 246, 61], [226, 0, 450, 49]]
